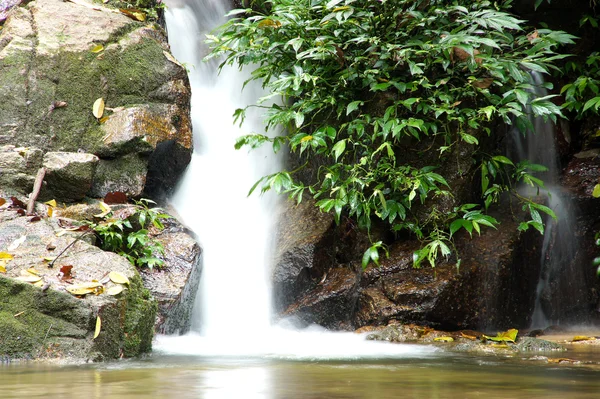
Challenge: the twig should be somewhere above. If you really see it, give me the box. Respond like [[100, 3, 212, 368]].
[[49, 230, 92, 268], [37, 323, 53, 358], [27, 167, 46, 215]]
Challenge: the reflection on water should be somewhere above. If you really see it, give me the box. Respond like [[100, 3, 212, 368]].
[[2, 354, 600, 399]]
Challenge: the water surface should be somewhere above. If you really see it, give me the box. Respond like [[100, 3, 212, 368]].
[[2, 351, 600, 399]]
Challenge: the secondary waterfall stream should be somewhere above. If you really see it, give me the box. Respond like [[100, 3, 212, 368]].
[[157, 0, 433, 359], [509, 72, 580, 329]]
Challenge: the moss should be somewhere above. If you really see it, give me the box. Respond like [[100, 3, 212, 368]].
[[122, 274, 157, 357], [5, 27, 181, 154], [0, 276, 91, 359]]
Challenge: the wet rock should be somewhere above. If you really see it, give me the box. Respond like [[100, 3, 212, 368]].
[[282, 267, 359, 330], [140, 216, 202, 334], [0, 207, 156, 361], [280, 204, 543, 331], [40, 151, 99, 202], [272, 197, 334, 314], [514, 337, 566, 352]]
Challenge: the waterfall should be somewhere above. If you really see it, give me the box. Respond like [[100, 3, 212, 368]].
[[156, 0, 435, 359], [509, 72, 580, 328], [165, 0, 279, 338]]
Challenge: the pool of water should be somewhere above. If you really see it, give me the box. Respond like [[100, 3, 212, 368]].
[[2, 349, 600, 399]]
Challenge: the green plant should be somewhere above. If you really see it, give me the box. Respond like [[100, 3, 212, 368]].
[[209, 0, 574, 268], [89, 199, 169, 269]]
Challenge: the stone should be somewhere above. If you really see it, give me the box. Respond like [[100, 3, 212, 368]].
[[0, 0, 21, 23], [272, 196, 334, 314], [280, 205, 544, 331], [90, 153, 147, 198], [40, 151, 99, 202], [0, 208, 156, 361], [140, 215, 202, 334], [0, 145, 43, 195], [0, 0, 192, 199]]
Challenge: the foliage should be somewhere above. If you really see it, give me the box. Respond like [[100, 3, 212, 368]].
[[209, 0, 574, 268], [89, 199, 169, 269], [561, 52, 600, 118]]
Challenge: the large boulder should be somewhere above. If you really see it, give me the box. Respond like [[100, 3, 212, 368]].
[[279, 207, 544, 332], [0, 0, 192, 201], [0, 202, 156, 361]]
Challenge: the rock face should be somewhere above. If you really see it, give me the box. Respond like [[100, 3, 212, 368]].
[[0, 0, 192, 202], [277, 201, 544, 332], [0, 203, 156, 361], [141, 216, 202, 335]]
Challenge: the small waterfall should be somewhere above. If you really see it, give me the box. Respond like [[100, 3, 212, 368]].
[[157, 0, 436, 359], [165, 0, 281, 337], [509, 72, 579, 328]]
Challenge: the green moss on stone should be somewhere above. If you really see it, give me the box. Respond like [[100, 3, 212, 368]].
[[122, 275, 157, 357], [0, 276, 91, 359]]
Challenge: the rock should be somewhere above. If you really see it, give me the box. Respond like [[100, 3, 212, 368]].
[[40, 151, 99, 202], [280, 204, 543, 331], [272, 197, 334, 314], [0, 0, 192, 200], [514, 337, 566, 352], [140, 216, 202, 334], [0, 145, 43, 195], [0, 0, 21, 23], [282, 267, 359, 330], [0, 208, 156, 361], [90, 153, 147, 198]]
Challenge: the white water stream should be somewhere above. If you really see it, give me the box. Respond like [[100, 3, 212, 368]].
[[156, 0, 434, 359], [509, 72, 578, 329]]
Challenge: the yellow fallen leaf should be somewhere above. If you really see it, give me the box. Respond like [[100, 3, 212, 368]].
[[15, 275, 42, 283], [47, 206, 53, 217], [92, 98, 105, 119], [109, 271, 129, 285], [119, 8, 146, 21], [93, 316, 101, 339], [106, 285, 124, 296], [163, 50, 182, 66], [0, 262, 6, 273], [572, 336, 596, 342], [0, 252, 14, 260], [91, 44, 104, 53], [66, 281, 103, 296], [434, 336, 454, 342], [26, 267, 41, 276], [33, 280, 45, 288], [42, 256, 57, 262], [460, 332, 477, 341], [93, 201, 111, 218], [44, 199, 57, 207]]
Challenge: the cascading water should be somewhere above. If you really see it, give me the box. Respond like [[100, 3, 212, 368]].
[[509, 72, 581, 328], [156, 0, 434, 359]]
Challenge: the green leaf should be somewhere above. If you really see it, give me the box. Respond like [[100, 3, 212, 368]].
[[491, 156, 514, 166], [593, 184, 600, 198], [461, 133, 479, 145], [346, 101, 362, 115], [332, 140, 346, 161]]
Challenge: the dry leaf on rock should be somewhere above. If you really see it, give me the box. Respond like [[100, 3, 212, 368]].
[[8, 235, 26, 251], [106, 285, 124, 296], [92, 98, 105, 119], [93, 316, 101, 339], [66, 282, 104, 296], [15, 275, 42, 283], [109, 271, 129, 285]]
